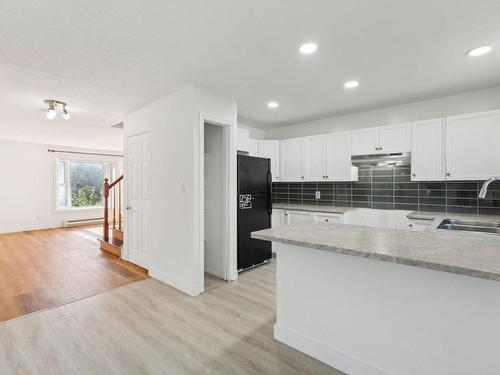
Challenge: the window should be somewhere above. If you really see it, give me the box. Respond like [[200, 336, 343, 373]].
[[57, 159, 115, 209]]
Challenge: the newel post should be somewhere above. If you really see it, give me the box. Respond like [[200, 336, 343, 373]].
[[103, 178, 110, 242]]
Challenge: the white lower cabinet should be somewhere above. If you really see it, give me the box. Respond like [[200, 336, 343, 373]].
[[271, 209, 285, 253], [285, 210, 314, 224], [407, 219, 432, 232], [313, 213, 344, 224]]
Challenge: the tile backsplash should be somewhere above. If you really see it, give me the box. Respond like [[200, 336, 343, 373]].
[[273, 165, 500, 215]]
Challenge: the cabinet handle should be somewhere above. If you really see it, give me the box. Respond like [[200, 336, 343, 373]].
[[446, 172, 451, 177], [276, 176, 279, 180], [325, 219, 329, 222], [412, 173, 416, 177], [409, 223, 413, 228], [301, 176, 304, 179], [326, 175, 329, 179]]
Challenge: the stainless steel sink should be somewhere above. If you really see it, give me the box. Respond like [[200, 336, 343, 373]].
[[437, 218, 500, 235]]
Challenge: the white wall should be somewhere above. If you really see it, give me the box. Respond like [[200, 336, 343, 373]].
[[238, 123, 265, 140], [264, 85, 500, 139], [126, 86, 237, 296], [0, 139, 122, 234], [204, 124, 224, 278]]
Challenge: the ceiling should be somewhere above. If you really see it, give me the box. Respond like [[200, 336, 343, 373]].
[[0, 0, 499, 139]]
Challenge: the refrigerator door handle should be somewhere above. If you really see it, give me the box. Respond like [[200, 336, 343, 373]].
[[267, 170, 273, 216]]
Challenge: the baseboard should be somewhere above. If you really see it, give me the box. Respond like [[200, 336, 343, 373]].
[[149, 266, 201, 297], [274, 324, 388, 375], [204, 267, 225, 279], [0, 222, 62, 235]]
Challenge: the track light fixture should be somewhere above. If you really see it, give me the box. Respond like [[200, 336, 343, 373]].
[[44, 100, 71, 120]]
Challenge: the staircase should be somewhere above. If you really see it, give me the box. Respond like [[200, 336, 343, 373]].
[[98, 175, 124, 256]]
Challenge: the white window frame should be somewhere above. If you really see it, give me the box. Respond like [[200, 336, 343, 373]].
[[53, 153, 122, 212]]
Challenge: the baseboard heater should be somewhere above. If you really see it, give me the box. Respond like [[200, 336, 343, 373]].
[[63, 218, 104, 227]]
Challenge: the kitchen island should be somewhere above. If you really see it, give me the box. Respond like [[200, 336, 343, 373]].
[[252, 221, 500, 375]]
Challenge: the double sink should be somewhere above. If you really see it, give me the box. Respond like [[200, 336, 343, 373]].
[[437, 219, 500, 235]]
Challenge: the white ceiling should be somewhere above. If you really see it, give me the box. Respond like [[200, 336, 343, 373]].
[[0, 0, 499, 139]]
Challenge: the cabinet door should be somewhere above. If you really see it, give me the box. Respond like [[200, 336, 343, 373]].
[[326, 132, 353, 181], [411, 119, 444, 181], [303, 136, 326, 181], [379, 123, 411, 153], [351, 128, 379, 155], [446, 110, 500, 180], [313, 213, 343, 224], [280, 139, 303, 181], [271, 209, 285, 227], [285, 210, 313, 224], [248, 139, 259, 157], [258, 140, 280, 182], [236, 127, 250, 152]]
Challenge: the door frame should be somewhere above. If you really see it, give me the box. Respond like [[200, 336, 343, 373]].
[[197, 114, 237, 293], [122, 130, 151, 264]]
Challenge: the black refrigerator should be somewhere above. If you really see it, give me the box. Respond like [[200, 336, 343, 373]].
[[237, 155, 272, 271]]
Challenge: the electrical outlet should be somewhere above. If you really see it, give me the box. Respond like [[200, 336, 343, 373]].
[[315, 191, 321, 199]]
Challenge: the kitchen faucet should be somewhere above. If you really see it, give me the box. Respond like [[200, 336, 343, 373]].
[[478, 177, 500, 199]]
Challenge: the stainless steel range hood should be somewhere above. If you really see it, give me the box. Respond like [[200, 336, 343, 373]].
[[351, 152, 411, 166]]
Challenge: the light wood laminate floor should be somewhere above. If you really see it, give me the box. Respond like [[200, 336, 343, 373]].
[[0, 259, 343, 374], [0, 227, 148, 322]]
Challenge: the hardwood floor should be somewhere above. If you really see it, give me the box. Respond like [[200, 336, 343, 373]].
[[0, 259, 344, 374], [0, 226, 148, 322], [204, 272, 226, 291]]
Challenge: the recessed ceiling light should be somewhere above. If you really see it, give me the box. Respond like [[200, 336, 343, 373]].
[[467, 45, 492, 57], [267, 101, 279, 109], [299, 43, 318, 55], [344, 80, 359, 89]]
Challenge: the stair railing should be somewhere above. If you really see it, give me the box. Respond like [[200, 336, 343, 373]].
[[103, 175, 124, 242]]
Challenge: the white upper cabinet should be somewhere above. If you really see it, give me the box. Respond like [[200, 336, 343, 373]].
[[326, 132, 354, 181], [280, 138, 304, 181], [411, 119, 444, 181], [248, 139, 259, 157], [378, 123, 411, 153], [258, 140, 280, 182], [303, 136, 326, 181], [351, 123, 411, 155], [351, 128, 379, 155], [236, 127, 250, 152], [445, 110, 500, 180]]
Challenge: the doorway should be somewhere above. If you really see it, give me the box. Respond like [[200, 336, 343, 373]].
[[203, 123, 226, 291]]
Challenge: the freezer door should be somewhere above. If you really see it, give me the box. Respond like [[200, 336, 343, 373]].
[[238, 155, 271, 194], [237, 193, 272, 270]]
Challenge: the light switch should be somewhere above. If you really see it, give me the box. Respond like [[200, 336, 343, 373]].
[[180, 183, 186, 193], [315, 191, 321, 199]]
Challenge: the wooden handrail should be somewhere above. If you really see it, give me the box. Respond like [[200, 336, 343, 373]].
[[103, 175, 124, 242]]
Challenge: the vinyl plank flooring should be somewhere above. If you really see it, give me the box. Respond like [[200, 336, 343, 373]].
[[0, 227, 148, 322], [0, 260, 343, 375]]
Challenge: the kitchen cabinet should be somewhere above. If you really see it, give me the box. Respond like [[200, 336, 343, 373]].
[[379, 123, 411, 153], [258, 140, 280, 182], [285, 210, 313, 224], [407, 219, 432, 232], [445, 110, 500, 180], [236, 127, 250, 152], [280, 139, 304, 181], [248, 139, 259, 157], [313, 213, 343, 224], [303, 136, 326, 181], [271, 208, 285, 253], [411, 119, 444, 181], [351, 127, 379, 155], [326, 132, 357, 181], [351, 123, 411, 155]]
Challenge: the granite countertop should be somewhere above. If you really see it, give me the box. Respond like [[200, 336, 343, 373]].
[[252, 221, 500, 282], [273, 203, 352, 214]]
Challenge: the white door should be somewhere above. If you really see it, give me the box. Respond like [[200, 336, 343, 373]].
[[285, 210, 313, 224], [326, 132, 353, 181], [281, 139, 303, 181], [351, 128, 380, 155], [446, 110, 500, 180], [303, 136, 326, 181], [411, 119, 444, 181], [258, 140, 280, 181], [126, 132, 151, 269], [379, 123, 411, 153]]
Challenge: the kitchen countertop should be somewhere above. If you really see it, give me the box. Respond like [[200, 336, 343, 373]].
[[273, 203, 352, 214], [252, 220, 500, 282]]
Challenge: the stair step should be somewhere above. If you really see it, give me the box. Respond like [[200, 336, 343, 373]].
[[112, 228, 124, 241], [99, 237, 123, 257]]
